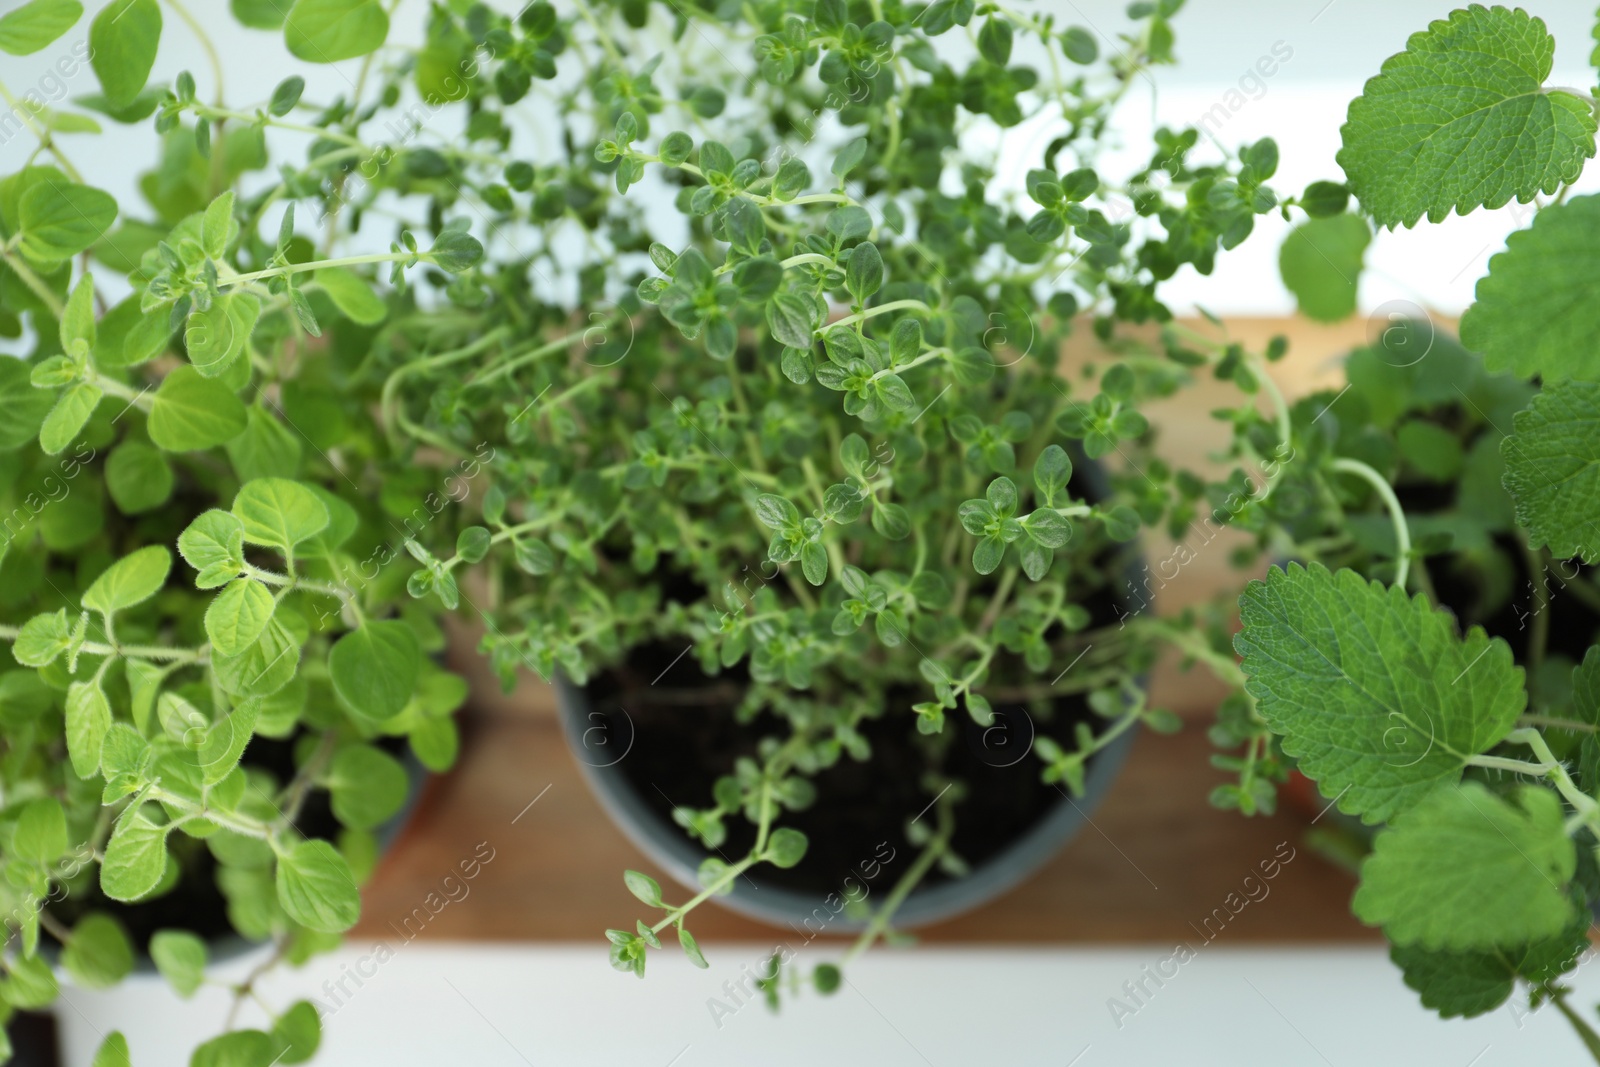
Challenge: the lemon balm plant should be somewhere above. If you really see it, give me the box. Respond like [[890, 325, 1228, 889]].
[[1208, 4, 1600, 1057]]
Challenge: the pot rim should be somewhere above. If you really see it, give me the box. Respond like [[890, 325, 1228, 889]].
[[556, 674, 1138, 932]]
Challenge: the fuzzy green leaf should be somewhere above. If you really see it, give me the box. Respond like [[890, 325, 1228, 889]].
[[89, 0, 162, 108], [1235, 563, 1524, 824], [62, 912, 133, 989], [205, 578, 276, 657], [316, 266, 387, 324], [18, 176, 118, 264], [1278, 215, 1369, 322], [65, 679, 111, 778], [178, 509, 246, 587], [275, 838, 361, 932], [148, 365, 248, 451], [1391, 918, 1587, 1019], [1337, 6, 1596, 228], [101, 808, 169, 901], [39, 381, 101, 454], [0, 0, 83, 55], [327, 743, 408, 829], [232, 477, 329, 554], [13, 796, 67, 865], [1459, 194, 1600, 381], [149, 930, 207, 998], [328, 620, 420, 723], [284, 0, 388, 63], [1353, 783, 1576, 950], [1500, 380, 1600, 563], [82, 544, 171, 616]]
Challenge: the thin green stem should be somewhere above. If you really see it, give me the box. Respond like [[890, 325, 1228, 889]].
[[0, 248, 66, 317], [1331, 457, 1411, 589], [830, 299, 933, 330]]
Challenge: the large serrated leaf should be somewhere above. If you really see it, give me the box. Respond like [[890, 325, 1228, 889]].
[[1460, 195, 1600, 381], [1501, 380, 1600, 563], [1337, 5, 1596, 228], [1235, 563, 1524, 823], [1353, 782, 1576, 951]]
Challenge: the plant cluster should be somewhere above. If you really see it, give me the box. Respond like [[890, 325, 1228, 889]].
[[1, 0, 1598, 1061]]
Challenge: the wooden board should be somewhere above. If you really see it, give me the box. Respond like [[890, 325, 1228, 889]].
[[354, 316, 1388, 945]]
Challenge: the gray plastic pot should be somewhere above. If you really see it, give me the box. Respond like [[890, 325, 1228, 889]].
[[557, 673, 1138, 932]]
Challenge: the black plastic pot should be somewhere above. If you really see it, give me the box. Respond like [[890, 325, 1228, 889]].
[[558, 676, 1135, 930]]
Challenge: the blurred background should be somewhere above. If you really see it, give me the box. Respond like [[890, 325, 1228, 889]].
[[4, 1, 1599, 1064]]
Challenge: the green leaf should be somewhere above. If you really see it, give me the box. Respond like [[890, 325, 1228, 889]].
[[148, 365, 248, 451], [211, 617, 300, 698], [409, 717, 458, 772], [232, 477, 329, 554], [0, 0, 83, 55], [678, 925, 709, 968], [764, 827, 808, 868], [1032, 444, 1072, 504], [184, 294, 243, 376], [150, 929, 207, 998], [1278, 215, 1369, 322], [89, 0, 162, 109], [13, 796, 68, 864], [59, 272, 95, 358], [91, 1033, 132, 1067], [39, 381, 101, 454], [82, 544, 171, 615], [1234, 563, 1525, 823], [62, 912, 134, 989], [13, 609, 71, 667], [101, 807, 169, 901], [191, 1030, 275, 1067], [232, 0, 287, 29], [227, 406, 303, 482], [624, 869, 663, 907], [1501, 380, 1600, 563], [0, 357, 56, 449], [106, 440, 174, 513], [202, 190, 236, 258], [205, 578, 276, 656], [179, 509, 246, 587], [327, 744, 408, 829], [1353, 782, 1576, 950], [275, 838, 361, 932], [428, 230, 482, 273], [800, 540, 828, 585], [270, 1000, 322, 1064], [316, 266, 387, 324], [328, 620, 420, 723], [1337, 6, 1596, 228], [1391, 918, 1587, 1019], [197, 699, 259, 784], [2, 953, 58, 1008], [1459, 194, 1600, 381], [845, 242, 882, 302], [767, 291, 817, 349], [15, 173, 117, 262], [284, 0, 387, 62], [754, 494, 800, 531], [66, 679, 111, 778]]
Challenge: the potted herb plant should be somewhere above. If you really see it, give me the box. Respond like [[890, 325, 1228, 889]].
[[1195, 4, 1600, 1058]]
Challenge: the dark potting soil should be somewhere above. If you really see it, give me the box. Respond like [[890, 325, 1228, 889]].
[[590, 488, 1128, 900], [1394, 481, 1596, 665]]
